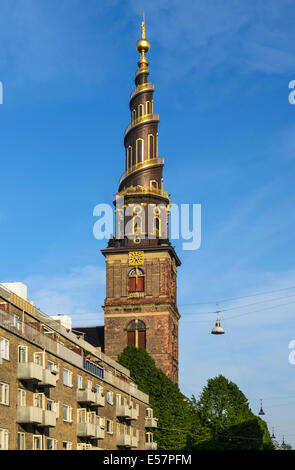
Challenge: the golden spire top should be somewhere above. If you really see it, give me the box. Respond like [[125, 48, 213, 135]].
[[136, 12, 150, 67], [141, 11, 146, 39]]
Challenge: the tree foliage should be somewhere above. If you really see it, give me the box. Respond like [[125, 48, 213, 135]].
[[117, 346, 195, 450], [118, 349, 274, 450]]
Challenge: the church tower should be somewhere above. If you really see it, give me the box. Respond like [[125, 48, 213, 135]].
[[102, 15, 181, 384]]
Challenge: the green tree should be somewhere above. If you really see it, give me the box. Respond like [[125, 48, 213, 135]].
[[192, 375, 274, 450], [117, 346, 197, 450]]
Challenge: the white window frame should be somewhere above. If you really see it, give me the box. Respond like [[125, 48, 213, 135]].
[[63, 404, 73, 423], [17, 432, 25, 450], [0, 337, 9, 361], [62, 441, 72, 450], [34, 352, 44, 367], [63, 368, 73, 387], [86, 379, 92, 390], [18, 345, 28, 363], [106, 390, 113, 405], [0, 383, 9, 406], [77, 375, 83, 390], [18, 388, 26, 407], [33, 393, 45, 410], [106, 419, 114, 434], [46, 437, 57, 450], [0, 428, 8, 450], [33, 435, 42, 450]]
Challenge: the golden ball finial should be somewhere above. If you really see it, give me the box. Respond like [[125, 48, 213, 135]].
[[136, 12, 150, 56], [136, 37, 150, 54]]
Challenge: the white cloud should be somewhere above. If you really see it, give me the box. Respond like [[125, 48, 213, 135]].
[[24, 265, 105, 326]]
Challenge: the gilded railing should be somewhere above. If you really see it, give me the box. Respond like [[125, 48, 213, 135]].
[[117, 184, 169, 200], [130, 82, 154, 101], [124, 113, 159, 138], [118, 157, 164, 186]]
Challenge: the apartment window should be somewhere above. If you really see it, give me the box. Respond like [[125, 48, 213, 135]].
[[95, 384, 103, 394], [12, 313, 21, 331], [63, 368, 73, 387], [0, 383, 9, 406], [0, 337, 9, 360], [63, 404, 72, 423], [34, 352, 44, 367], [34, 393, 45, 410], [77, 375, 83, 389], [18, 345, 27, 363], [146, 408, 153, 418], [46, 438, 57, 450], [77, 408, 86, 423], [146, 432, 154, 443], [0, 429, 8, 450], [33, 435, 42, 450], [17, 432, 25, 450], [116, 394, 121, 406], [47, 399, 54, 411], [62, 441, 72, 450], [18, 388, 26, 407], [106, 420, 114, 434], [87, 379, 92, 390], [106, 390, 113, 405], [47, 360, 53, 370]]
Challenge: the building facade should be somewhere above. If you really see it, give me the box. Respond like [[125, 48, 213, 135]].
[[0, 283, 157, 450], [102, 18, 181, 384]]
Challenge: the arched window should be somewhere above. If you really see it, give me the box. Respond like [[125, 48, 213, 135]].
[[127, 146, 132, 169], [148, 134, 154, 158], [146, 101, 151, 114], [129, 267, 144, 292], [132, 109, 136, 123], [138, 104, 144, 117], [127, 319, 146, 349], [150, 180, 158, 190], [136, 139, 144, 164]]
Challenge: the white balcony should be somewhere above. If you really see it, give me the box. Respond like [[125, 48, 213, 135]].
[[145, 417, 158, 428], [116, 434, 132, 447], [77, 389, 96, 404], [145, 442, 157, 450], [116, 405, 138, 420], [96, 426, 105, 440], [131, 436, 138, 448], [77, 423, 97, 437], [17, 362, 44, 382], [39, 410, 56, 427], [94, 393, 105, 407], [39, 369, 57, 387], [17, 406, 43, 424]]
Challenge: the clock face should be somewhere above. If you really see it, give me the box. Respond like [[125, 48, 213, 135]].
[[129, 251, 144, 266]]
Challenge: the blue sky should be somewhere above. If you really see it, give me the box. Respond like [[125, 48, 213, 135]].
[[0, 0, 295, 447]]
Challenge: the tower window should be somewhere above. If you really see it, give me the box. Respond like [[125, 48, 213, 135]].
[[138, 104, 144, 117], [127, 320, 146, 349], [146, 101, 152, 114], [136, 139, 144, 164], [129, 268, 144, 292], [148, 134, 154, 158], [132, 109, 136, 122]]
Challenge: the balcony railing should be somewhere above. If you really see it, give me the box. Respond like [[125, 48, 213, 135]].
[[130, 83, 154, 101], [116, 404, 139, 420], [77, 423, 97, 438], [17, 362, 44, 382], [118, 157, 164, 187], [96, 426, 105, 440], [117, 434, 132, 447], [145, 417, 158, 428], [145, 442, 157, 450], [124, 113, 159, 138], [39, 410, 56, 427], [39, 369, 57, 387], [17, 406, 43, 425]]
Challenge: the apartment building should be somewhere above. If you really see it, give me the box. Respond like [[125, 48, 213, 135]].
[[0, 283, 158, 450]]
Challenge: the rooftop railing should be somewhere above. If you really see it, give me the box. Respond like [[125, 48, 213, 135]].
[[118, 157, 164, 187], [130, 83, 154, 101]]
